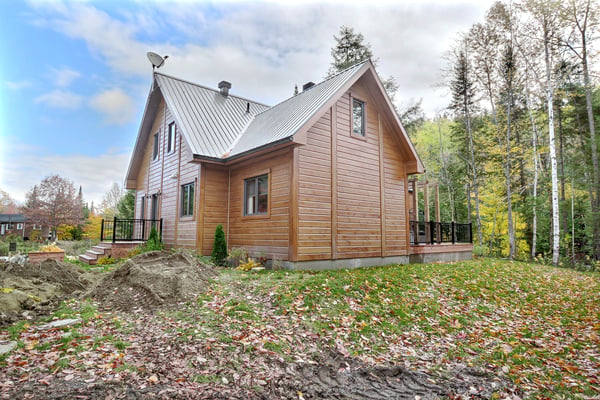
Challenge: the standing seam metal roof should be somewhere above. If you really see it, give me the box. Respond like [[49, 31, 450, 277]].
[[229, 61, 369, 156], [155, 73, 270, 158]]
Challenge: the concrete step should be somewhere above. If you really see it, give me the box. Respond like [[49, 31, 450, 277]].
[[79, 254, 97, 265]]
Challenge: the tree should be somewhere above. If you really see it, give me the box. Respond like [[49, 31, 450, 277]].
[[327, 26, 374, 76], [448, 40, 483, 247], [0, 189, 19, 214], [563, 0, 600, 260], [212, 224, 227, 266], [327, 25, 399, 104], [23, 175, 84, 239], [117, 190, 135, 219], [99, 182, 125, 218]]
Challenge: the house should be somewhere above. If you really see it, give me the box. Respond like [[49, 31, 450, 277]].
[[123, 59, 472, 269], [0, 214, 49, 241]]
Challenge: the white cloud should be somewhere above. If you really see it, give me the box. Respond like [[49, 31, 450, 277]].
[[89, 88, 136, 125], [0, 140, 130, 207], [34, 89, 83, 109], [5, 80, 33, 90], [51, 66, 81, 87]]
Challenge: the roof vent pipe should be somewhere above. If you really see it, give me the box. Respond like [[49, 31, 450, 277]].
[[246, 102, 250, 113], [303, 81, 315, 91], [218, 80, 231, 97]]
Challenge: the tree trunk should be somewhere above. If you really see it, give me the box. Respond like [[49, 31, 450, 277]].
[[544, 24, 560, 265]]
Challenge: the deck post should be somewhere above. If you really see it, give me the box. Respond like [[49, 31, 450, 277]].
[[100, 219, 105, 242], [451, 221, 456, 244], [112, 217, 117, 243], [429, 220, 435, 244]]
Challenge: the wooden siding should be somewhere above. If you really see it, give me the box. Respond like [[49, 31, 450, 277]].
[[199, 165, 229, 255], [133, 97, 200, 250], [227, 150, 291, 260], [295, 79, 410, 261]]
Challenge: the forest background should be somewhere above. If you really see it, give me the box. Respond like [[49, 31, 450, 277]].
[[1, 0, 598, 268]]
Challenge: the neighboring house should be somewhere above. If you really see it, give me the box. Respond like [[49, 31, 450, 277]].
[[0, 214, 49, 240], [125, 60, 472, 269]]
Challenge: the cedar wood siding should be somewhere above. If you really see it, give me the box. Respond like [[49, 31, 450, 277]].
[[295, 77, 409, 261], [226, 149, 292, 261], [198, 164, 229, 256], [134, 98, 200, 249]]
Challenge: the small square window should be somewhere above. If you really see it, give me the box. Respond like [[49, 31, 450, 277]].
[[244, 174, 268, 215], [167, 123, 176, 153], [152, 132, 159, 160], [352, 99, 365, 137], [181, 183, 195, 217]]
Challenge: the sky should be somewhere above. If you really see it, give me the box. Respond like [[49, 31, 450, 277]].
[[0, 0, 495, 208]]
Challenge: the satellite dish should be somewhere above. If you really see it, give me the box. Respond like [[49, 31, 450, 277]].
[[147, 52, 168, 69]]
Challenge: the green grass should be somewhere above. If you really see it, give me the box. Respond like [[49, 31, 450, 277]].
[[226, 258, 600, 398]]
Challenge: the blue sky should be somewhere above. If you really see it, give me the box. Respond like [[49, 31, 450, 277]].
[[0, 0, 493, 208]]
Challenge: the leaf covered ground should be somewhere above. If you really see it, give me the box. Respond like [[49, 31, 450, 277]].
[[1, 258, 598, 399]]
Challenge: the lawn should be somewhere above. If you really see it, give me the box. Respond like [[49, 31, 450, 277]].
[[1, 258, 598, 399]]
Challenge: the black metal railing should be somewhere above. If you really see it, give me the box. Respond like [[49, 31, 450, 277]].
[[100, 218, 163, 243], [410, 220, 472, 245]]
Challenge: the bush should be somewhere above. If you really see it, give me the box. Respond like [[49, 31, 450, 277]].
[[212, 224, 227, 266], [97, 256, 115, 265], [226, 247, 248, 268], [144, 227, 163, 251]]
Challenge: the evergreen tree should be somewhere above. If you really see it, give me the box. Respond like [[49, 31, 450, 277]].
[[212, 224, 227, 266]]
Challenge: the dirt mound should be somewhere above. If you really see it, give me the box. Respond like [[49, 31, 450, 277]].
[[0, 259, 96, 326], [87, 251, 217, 311]]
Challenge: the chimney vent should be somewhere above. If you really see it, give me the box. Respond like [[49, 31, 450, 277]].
[[218, 80, 231, 97], [302, 82, 315, 91]]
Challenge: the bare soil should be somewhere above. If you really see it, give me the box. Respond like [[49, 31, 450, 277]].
[[87, 251, 217, 312], [1, 251, 515, 399]]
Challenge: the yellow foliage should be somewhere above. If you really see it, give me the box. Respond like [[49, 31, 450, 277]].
[[236, 258, 261, 271], [56, 224, 74, 240], [38, 243, 64, 252], [84, 214, 103, 240], [1, 288, 15, 293]]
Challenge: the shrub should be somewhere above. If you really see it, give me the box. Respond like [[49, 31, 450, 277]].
[[226, 247, 248, 268], [236, 258, 261, 271], [212, 224, 227, 266], [97, 256, 115, 265], [144, 227, 163, 252]]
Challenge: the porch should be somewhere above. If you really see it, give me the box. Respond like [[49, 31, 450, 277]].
[[79, 218, 162, 265]]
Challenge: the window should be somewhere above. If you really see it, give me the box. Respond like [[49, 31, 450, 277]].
[[352, 98, 365, 137], [167, 122, 176, 153], [244, 174, 268, 215], [181, 183, 195, 217], [152, 132, 159, 160], [16, 223, 23, 230]]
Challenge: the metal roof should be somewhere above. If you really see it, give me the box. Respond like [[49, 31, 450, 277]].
[[155, 73, 270, 158], [229, 60, 369, 157]]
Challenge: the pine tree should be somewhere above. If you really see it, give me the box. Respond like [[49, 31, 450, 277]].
[[212, 224, 227, 266]]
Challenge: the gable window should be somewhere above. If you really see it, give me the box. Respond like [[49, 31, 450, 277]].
[[167, 122, 176, 153], [152, 132, 159, 160], [352, 98, 365, 137], [181, 182, 195, 217], [244, 174, 268, 215]]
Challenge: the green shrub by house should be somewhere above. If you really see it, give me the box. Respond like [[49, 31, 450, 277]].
[[212, 224, 227, 266]]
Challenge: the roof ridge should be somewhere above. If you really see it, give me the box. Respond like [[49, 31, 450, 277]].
[[154, 72, 271, 108], [258, 59, 370, 112]]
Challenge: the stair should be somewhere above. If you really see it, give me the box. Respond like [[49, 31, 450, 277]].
[[79, 243, 112, 265]]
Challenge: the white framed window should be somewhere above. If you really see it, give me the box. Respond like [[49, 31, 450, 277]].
[[167, 122, 176, 153], [181, 183, 195, 217], [152, 132, 159, 160], [244, 174, 268, 216], [352, 98, 366, 137]]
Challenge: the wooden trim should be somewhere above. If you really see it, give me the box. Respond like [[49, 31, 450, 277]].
[[378, 112, 386, 257], [197, 169, 206, 253], [331, 104, 338, 260], [174, 132, 182, 246], [289, 147, 299, 261]]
